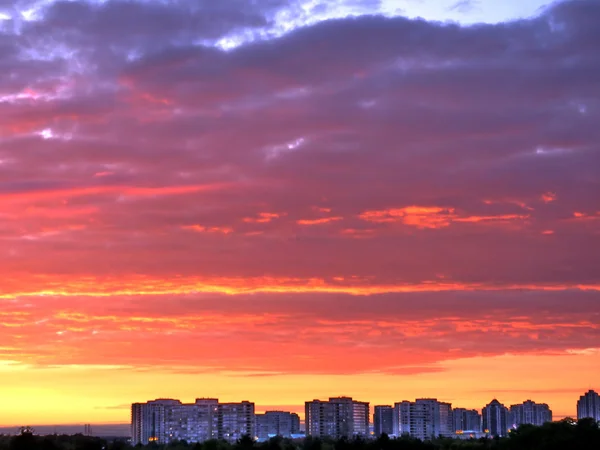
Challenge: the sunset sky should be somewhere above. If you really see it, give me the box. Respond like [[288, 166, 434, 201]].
[[1, 0, 599, 428]]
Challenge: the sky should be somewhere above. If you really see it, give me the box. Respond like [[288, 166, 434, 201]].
[[0, 0, 599, 428]]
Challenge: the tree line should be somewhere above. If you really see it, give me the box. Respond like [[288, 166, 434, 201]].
[[1, 418, 598, 450]]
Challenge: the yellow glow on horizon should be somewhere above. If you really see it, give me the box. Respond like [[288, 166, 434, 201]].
[[0, 352, 597, 426]]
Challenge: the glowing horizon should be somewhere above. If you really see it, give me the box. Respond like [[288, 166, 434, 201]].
[[0, 0, 599, 428]]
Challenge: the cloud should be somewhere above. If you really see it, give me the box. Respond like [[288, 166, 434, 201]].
[[297, 216, 343, 225], [541, 192, 556, 203], [243, 212, 282, 223], [449, 1, 480, 14], [358, 206, 529, 229], [0, 291, 598, 375], [0, 0, 598, 389]]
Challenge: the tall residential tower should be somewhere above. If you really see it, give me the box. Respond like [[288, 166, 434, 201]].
[[373, 405, 394, 437], [509, 400, 552, 427], [453, 408, 482, 433], [577, 390, 600, 422], [305, 397, 370, 439], [392, 399, 454, 440], [482, 399, 510, 437]]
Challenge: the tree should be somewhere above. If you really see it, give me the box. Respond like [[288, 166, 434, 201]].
[[10, 427, 36, 450], [236, 435, 255, 450]]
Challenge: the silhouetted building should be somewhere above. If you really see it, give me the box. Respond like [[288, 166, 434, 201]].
[[392, 399, 453, 440], [510, 400, 552, 427], [453, 408, 482, 433], [305, 397, 369, 438], [577, 390, 600, 421], [482, 399, 510, 437], [374, 405, 394, 437]]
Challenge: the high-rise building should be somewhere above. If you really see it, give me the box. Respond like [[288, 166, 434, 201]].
[[305, 397, 370, 439], [373, 406, 394, 437], [392, 399, 453, 440], [131, 399, 254, 445], [218, 401, 255, 442], [255, 411, 299, 440], [453, 408, 482, 433], [164, 398, 219, 443], [132, 403, 142, 444], [577, 390, 600, 422], [352, 400, 370, 436], [291, 413, 301, 434], [131, 399, 182, 445], [482, 399, 510, 437], [509, 400, 552, 427], [392, 401, 412, 437], [438, 402, 454, 437]]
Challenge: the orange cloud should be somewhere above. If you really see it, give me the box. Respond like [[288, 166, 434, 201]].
[[541, 192, 557, 203], [0, 183, 228, 204], [1, 274, 599, 299], [360, 206, 528, 229], [572, 211, 600, 221], [359, 206, 454, 228], [453, 214, 528, 223], [181, 225, 233, 234], [297, 216, 343, 225], [243, 212, 281, 223]]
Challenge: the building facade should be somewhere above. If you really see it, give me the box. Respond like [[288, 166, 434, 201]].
[[577, 390, 600, 422], [131, 399, 254, 445], [392, 399, 454, 440], [374, 406, 394, 437], [509, 400, 552, 427], [255, 411, 300, 440], [392, 401, 412, 437], [305, 397, 370, 439], [452, 408, 482, 433], [291, 413, 301, 434], [217, 401, 255, 442], [352, 400, 370, 436], [165, 399, 218, 443], [438, 402, 454, 437], [131, 399, 182, 445], [482, 399, 510, 437]]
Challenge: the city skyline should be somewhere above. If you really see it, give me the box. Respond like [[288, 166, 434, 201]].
[[0, 389, 597, 437], [1, 0, 599, 428], [129, 391, 597, 444]]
